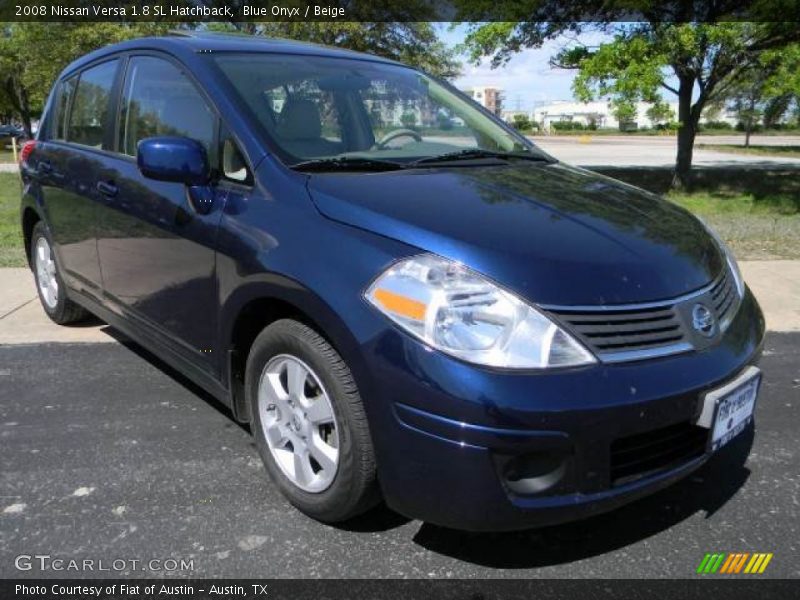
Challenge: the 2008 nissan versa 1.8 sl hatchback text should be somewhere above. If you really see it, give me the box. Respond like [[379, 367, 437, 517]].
[[20, 32, 765, 531]]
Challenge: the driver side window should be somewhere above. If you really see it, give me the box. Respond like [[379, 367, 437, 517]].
[[118, 56, 215, 159]]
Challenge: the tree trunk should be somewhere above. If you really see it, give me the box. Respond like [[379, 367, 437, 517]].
[[16, 85, 33, 138], [744, 94, 756, 148], [3, 75, 33, 138], [19, 111, 33, 139], [673, 123, 697, 190], [671, 76, 698, 190]]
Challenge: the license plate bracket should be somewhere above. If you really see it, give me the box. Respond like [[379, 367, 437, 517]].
[[697, 366, 761, 453]]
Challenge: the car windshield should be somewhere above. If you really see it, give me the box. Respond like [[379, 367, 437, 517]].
[[212, 53, 549, 167]]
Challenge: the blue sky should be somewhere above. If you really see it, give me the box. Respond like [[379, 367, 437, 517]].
[[437, 24, 587, 110], [437, 24, 683, 111]]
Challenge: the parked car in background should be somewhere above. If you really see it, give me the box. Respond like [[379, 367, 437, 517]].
[[0, 124, 27, 142], [19, 32, 765, 531]]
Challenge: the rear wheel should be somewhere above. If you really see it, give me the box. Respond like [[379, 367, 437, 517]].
[[30, 221, 88, 325], [246, 319, 380, 522]]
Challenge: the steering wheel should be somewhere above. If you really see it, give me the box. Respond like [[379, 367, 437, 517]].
[[375, 128, 423, 149]]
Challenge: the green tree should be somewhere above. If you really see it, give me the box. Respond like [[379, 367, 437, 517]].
[[0, 22, 168, 135], [763, 94, 795, 129], [760, 44, 800, 129], [610, 99, 637, 130], [720, 45, 800, 144], [511, 113, 532, 131], [728, 72, 769, 147], [646, 100, 675, 126], [458, 6, 800, 188], [400, 111, 418, 128]]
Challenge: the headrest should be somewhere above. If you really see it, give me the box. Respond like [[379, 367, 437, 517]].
[[276, 98, 322, 140]]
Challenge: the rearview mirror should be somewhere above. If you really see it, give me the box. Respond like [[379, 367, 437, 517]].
[[137, 137, 210, 187]]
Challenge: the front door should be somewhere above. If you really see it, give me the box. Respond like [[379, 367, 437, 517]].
[[95, 55, 223, 371]]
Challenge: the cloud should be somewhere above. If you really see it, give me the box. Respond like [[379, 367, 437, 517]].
[[443, 25, 613, 110]]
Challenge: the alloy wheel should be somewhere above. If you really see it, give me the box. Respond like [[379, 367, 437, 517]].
[[35, 237, 58, 309], [257, 354, 340, 493]]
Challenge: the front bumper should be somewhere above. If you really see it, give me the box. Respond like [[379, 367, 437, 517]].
[[358, 289, 765, 531]]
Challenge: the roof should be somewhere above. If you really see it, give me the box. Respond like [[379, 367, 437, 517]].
[[61, 30, 400, 77]]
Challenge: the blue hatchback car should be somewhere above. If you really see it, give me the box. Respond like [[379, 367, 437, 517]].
[[20, 32, 765, 531]]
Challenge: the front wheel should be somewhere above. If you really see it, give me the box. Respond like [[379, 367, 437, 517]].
[[246, 319, 380, 522]]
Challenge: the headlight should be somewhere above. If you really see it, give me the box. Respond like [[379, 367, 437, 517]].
[[365, 254, 596, 369], [701, 220, 745, 298]]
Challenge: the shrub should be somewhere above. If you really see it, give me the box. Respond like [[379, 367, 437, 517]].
[[511, 114, 532, 131], [551, 121, 585, 131], [735, 121, 763, 132], [655, 121, 681, 131], [400, 111, 418, 128], [701, 120, 733, 130], [436, 113, 454, 130]]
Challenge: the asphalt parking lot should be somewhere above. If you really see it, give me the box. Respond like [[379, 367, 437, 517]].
[[0, 333, 798, 579]]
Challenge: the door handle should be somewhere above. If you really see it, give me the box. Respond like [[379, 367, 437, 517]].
[[38, 160, 53, 174], [96, 181, 118, 198]]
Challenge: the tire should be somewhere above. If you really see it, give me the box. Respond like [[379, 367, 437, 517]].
[[30, 221, 89, 325], [246, 319, 380, 522]]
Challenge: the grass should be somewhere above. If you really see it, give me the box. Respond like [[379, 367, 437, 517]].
[[0, 172, 25, 267], [668, 192, 800, 260], [600, 166, 800, 260], [1, 167, 798, 269], [0, 149, 17, 163], [697, 144, 800, 159]]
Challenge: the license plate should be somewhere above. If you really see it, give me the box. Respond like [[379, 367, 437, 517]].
[[697, 366, 761, 452]]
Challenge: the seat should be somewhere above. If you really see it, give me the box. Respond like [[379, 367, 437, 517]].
[[275, 98, 343, 158]]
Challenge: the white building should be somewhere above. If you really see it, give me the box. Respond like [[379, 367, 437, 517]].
[[461, 87, 504, 116], [530, 100, 737, 130], [533, 101, 676, 130]]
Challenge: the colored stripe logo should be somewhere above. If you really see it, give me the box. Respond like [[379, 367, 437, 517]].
[[697, 552, 773, 574]]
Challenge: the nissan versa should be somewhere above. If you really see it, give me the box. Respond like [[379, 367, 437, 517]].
[[19, 33, 765, 531]]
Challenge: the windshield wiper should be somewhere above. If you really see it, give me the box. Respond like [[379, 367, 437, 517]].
[[408, 149, 552, 167], [291, 157, 405, 172]]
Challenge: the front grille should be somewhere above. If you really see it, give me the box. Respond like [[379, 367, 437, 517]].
[[710, 267, 737, 328], [549, 304, 689, 361], [547, 267, 739, 363], [610, 420, 708, 486]]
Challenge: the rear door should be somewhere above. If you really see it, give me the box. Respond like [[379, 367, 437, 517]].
[[95, 54, 224, 372], [38, 59, 121, 298]]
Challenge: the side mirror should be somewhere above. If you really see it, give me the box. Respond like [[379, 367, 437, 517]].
[[137, 137, 210, 187]]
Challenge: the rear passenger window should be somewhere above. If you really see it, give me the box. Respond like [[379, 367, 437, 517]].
[[67, 60, 118, 148], [119, 56, 215, 157], [51, 77, 77, 141]]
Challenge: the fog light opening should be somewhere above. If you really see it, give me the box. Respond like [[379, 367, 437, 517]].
[[501, 451, 568, 495]]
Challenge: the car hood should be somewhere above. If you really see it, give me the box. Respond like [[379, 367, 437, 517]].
[[307, 162, 724, 306]]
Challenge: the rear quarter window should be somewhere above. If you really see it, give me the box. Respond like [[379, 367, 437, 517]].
[[50, 77, 77, 141]]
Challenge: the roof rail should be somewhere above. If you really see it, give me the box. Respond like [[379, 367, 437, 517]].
[[166, 29, 259, 39], [167, 29, 197, 37]]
